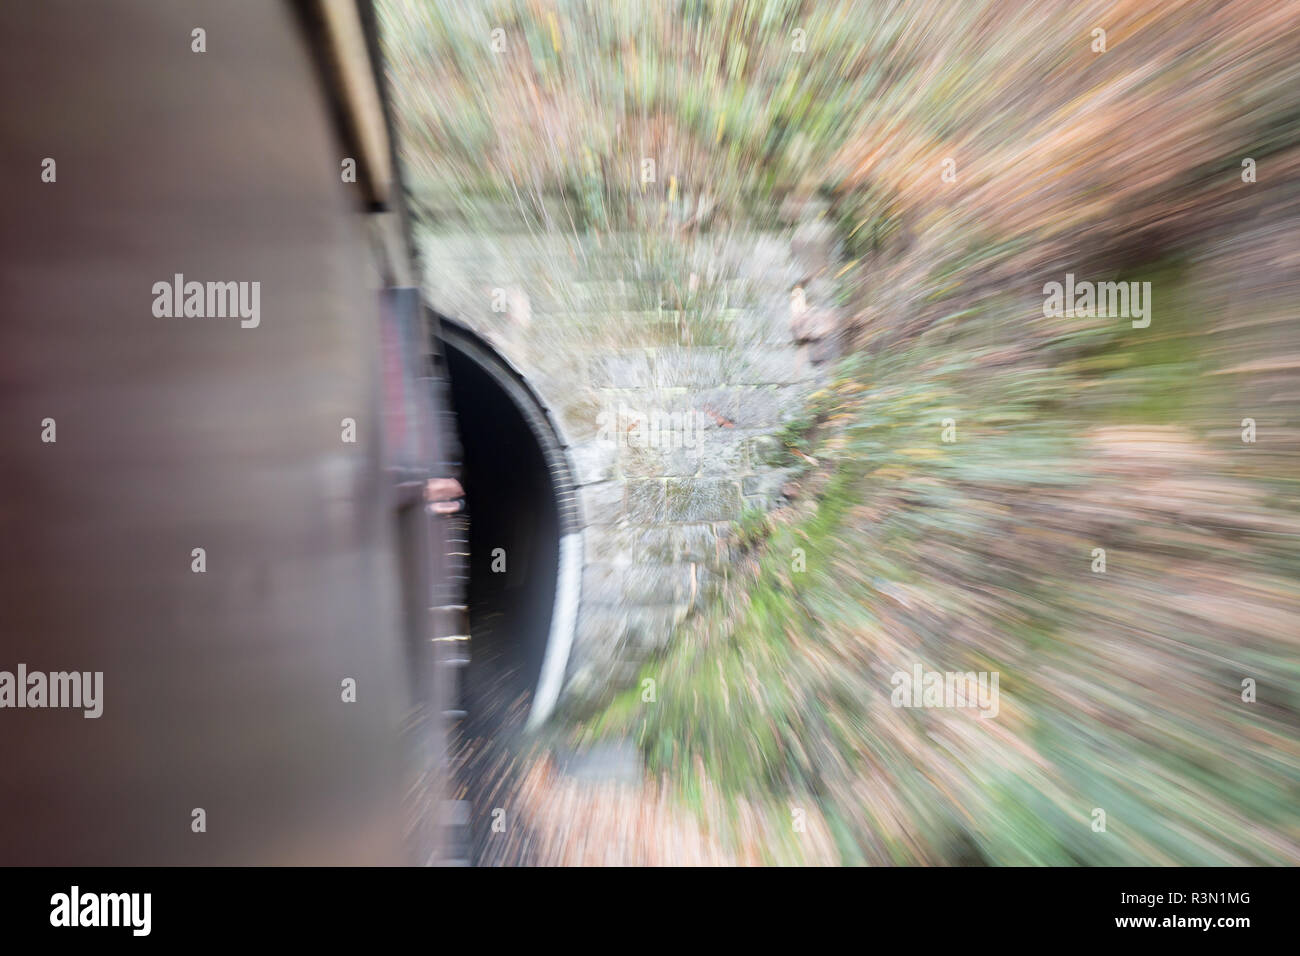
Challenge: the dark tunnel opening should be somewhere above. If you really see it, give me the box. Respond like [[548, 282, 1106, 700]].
[[440, 336, 561, 737]]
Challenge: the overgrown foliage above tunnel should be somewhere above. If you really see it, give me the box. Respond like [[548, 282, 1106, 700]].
[[381, 0, 1300, 865]]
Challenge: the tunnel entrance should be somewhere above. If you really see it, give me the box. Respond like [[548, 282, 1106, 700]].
[[436, 320, 581, 736]]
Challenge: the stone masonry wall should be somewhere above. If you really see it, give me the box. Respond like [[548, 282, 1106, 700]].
[[420, 219, 840, 709]]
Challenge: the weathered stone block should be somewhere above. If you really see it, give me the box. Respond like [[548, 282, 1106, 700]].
[[624, 478, 667, 524], [582, 562, 690, 605], [673, 523, 720, 564], [791, 216, 839, 279], [742, 468, 799, 503], [729, 387, 784, 428], [571, 440, 618, 484], [580, 479, 625, 527], [695, 433, 753, 477], [691, 386, 739, 428], [665, 478, 742, 522], [619, 443, 668, 477], [589, 351, 655, 388], [730, 346, 808, 385], [655, 348, 726, 387], [576, 605, 628, 647], [622, 605, 682, 653], [586, 525, 675, 566]]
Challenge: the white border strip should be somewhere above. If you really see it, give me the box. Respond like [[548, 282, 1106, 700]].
[[527, 529, 583, 729]]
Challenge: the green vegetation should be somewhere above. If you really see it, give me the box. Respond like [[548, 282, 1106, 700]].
[[590, 322, 1299, 864], [384, 0, 1300, 864]]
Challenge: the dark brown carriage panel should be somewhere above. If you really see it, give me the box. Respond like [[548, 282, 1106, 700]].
[[0, 1, 449, 864]]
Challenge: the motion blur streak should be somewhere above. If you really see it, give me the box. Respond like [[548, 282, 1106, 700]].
[[0, 1, 447, 864], [384, 0, 1299, 864]]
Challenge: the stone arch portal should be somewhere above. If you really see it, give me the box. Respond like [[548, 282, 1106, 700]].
[[435, 316, 581, 731]]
